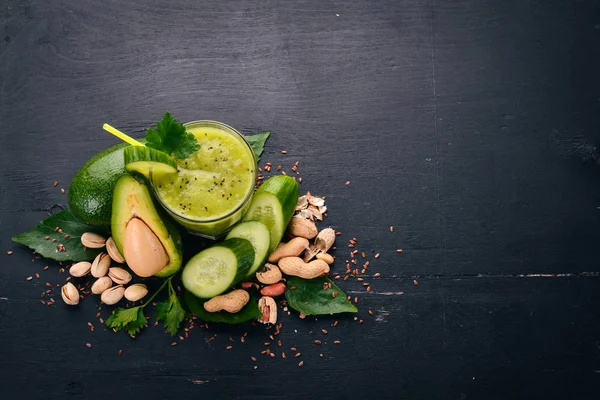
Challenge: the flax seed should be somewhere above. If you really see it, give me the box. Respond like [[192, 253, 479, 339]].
[[171, 342, 177, 346], [345, 181, 350, 186], [367, 286, 371, 292], [314, 340, 321, 345], [333, 340, 340, 345], [226, 346, 232, 350], [414, 280, 419, 285], [359, 319, 364, 324], [389, 226, 394, 232], [282, 352, 286, 358], [368, 310, 374, 315], [396, 249, 403, 253], [374, 273, 381, 277], [331, 291, 338, 298], [269, 353, 275, 358], [322, 329, 328, 334], [86, 343, 92, 348], [60, 188, 65, 194], [251, 356, 257, 362], [26, 276, 33, 281], [294, 353, 301, 358], [53, 181, 58, 187], [374, 253, 380, 259], [357, 277, 364, 282], [298, 361, 304, 367], [333, 320, 339, 327], [291, 347, 297, 351], [281, 150, 287, 154], [361, 252, 366, 258], [118, 349, 123, 356]]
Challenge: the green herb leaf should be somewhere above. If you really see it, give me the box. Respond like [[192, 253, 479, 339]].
[[285, 276, 358, 316], [105, 307, 147, 336], [183, 289, 261, 324], [245, 131, 270, 160], [11, 210, 109, 262], [155, 279, 187, 336], [146, 112, 200, 160]]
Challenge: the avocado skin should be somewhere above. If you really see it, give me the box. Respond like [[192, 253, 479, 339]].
[[69, 143, 128, 226], [111, 175, 183, 277]]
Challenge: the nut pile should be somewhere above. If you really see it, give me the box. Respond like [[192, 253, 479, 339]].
[[61, 233, 147, 306], [202, 193, 337, 326]]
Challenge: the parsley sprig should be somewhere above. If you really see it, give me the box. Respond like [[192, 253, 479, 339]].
[[105, 276, 187, 337], [146, 112, 200, 159]]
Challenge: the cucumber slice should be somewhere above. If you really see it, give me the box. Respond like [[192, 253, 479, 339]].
[[226, 221, 270, 277], [242, 176, 299, 252], [124, 146, 177, 178], [182, 238, 255, 299]]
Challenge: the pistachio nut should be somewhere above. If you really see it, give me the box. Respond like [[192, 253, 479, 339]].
[[61, 282, 80, 305], [81, 232, 107, 249], [122, 218, 169, 277], [91, 252, 111, 278], [108, 267, 132, 285], [101, 285, 125, 305], [256, 263, 283, 285], [124, 284, 148, 302], [258, 296, 277, 324], [91, 276, 113, 295], [69, 261, 92, 277], [105, 237, 125, 263]]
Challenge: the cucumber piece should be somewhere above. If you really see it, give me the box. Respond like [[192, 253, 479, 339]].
[[226, 221, 270, 277], [243, 176, 299, 252], [124, 146, 177, 178], [182, 238, 255, 299]]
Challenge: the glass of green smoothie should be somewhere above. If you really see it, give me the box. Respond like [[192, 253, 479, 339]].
[[150, 121, 256, 239]]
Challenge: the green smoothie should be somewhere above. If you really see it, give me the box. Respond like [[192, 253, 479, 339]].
[[151, 121, 256, 239]]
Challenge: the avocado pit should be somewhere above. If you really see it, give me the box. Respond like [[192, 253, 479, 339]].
[[123, 217, 169, 277]]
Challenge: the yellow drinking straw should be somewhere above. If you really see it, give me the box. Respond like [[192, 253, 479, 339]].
[[103, 123, 145, 147]]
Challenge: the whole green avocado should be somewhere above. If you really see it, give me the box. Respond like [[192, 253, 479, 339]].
[[68, 143, 129, 225]]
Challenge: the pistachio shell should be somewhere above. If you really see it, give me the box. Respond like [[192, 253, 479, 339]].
[[91, 253, 110, 278], [91, 276, 113, 295], [106, 237, 125, 263], [61, 282, 80, 305], [69, 261, 92, 277], [108, 267, 132, 285], [101, 285, 125, 305], [81, 232, 106, 248], [124, 284, 148, 302]]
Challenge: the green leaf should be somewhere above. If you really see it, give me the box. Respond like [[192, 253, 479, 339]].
[[285, 276, 358, 316], [183, 289, 261, 324], [106, 307, 147, 336], [155, 294, 186, 337], [146, 112, 200, 160], [11, 210, 109, 262], [244, 131, 270, 160]]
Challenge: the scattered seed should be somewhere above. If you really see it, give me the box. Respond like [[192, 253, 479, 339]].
[[295, 352, 301, 358], [359, 319, 364, 324], [26, 276, 33, 281], [374, 273, 381, 277], [396, 249, 403, 253], [345, 181, 350, 186], [53, 181, 58, 187], [269, 353, 275, 358], [368, 310, 374, 316], [282, 352, 286, 358], [414, 280, 419, 286], [85, 343, 92, 348], [331, 291, 338, 298], [171, 342, 177, 346], [281, 150, 288, 154], [6, 251, 13, 255], [298, 361, 304, 367], [60, 188, 65, 194], [118, 349, 123, 356], [367, 286, 371, 292], [226, 346, 233, 350], [389, 226, 394, 232], [333, 320, 339, 327], [290, 347, 297, 351], [251, 356, 257, 362], [314, 340, 321, 345], [374, 253, 380, 259]]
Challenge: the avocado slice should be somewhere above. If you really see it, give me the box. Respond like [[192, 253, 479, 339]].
[[111, 174, 182, 278]]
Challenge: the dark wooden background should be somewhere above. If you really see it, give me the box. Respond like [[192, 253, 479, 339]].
[[2, 0, 600, 398]]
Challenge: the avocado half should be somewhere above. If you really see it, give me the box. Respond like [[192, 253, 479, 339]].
[[111, 175, 182, 278]]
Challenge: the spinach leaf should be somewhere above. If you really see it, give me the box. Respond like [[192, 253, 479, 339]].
[[183, 289, 261, 324], [285, 276, 358, 315], [245, 131, 270, 160], [11, 210, 109, 262]]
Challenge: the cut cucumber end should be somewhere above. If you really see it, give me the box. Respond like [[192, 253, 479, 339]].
[[243, 192, 284, 253], [124, 146, 177, 178], [181, 238, 255, 299], [226, 220, 271, 277]]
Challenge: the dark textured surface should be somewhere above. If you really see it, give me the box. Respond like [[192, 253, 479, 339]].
[[2, 0, 600, 398]]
